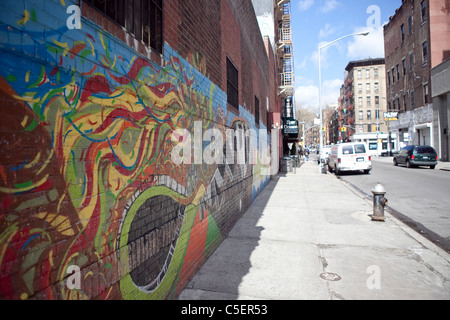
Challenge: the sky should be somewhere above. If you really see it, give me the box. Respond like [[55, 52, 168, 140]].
[[292, 0, 402, 113]]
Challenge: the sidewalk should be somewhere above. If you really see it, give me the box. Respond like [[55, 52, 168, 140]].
[[178, 160, 450, 300]]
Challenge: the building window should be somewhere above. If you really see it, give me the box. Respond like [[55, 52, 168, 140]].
[[254, 96, 260, 126], [366, 83, 370, 92], [422, 41, 428, 64], [387, 71, 391, 86], [403, 94, 408, 111], [84, 0, 163, 53], [359, 97, 363, 107], [368, 124, 372, 132], [367, 96, 371, 106], [375, 96, 380, 105], [375, 109, 380, 119], [421, 1, 427, 22], [359, 110, 364, 120], [374, 82, 379, 93], [367, 110, 372, 120], [402, 59, 406, 76], [374, 68, 378, 78], [409, 52, 414, 72], [227, 57, 239, 110], [392, 68, 395, 83], [401, 24, 405, 42], [408, 16, 413, 35], [358, 70, 362, 79], [358, 83, 362, 93], [411, 90, 415, 109], [366, 69, 370, 79], [396, 64, 400, 80]]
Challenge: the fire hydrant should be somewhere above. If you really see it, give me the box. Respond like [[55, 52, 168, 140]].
[[372, 183, 388, 221]]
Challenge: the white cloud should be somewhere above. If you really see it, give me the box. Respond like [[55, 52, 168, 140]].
[[346, 26, 385, 60], [319, 24, 336, 39], [295, 79, 342, 111], [319, 0, 341, 13], [298, 0, 315, 11]]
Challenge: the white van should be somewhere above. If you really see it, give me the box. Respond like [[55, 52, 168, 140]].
[[329, 142, 372, 175]]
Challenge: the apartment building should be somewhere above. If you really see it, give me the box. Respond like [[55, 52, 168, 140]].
[[384, 0, 450, 153], [337, 58, 389, 154]]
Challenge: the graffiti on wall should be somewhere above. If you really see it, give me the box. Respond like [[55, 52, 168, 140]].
[[0, 0, 271, 300]]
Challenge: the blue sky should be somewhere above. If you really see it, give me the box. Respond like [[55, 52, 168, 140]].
[[292, 0, 402, 112]]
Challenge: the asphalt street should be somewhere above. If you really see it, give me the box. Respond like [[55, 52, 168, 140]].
[[332, 156, 450, 253]]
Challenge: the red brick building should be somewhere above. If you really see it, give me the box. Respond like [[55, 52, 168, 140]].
[[0, 0, 281, 300], [384, 0, 450, 153]]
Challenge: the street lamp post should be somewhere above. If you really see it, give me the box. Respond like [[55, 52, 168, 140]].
[[318, 31, 370, 172]]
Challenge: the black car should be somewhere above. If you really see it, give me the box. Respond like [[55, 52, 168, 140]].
[[393, 145, 438, 169]]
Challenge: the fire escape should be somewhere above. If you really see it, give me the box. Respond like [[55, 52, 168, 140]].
[[277, 0, 294, 99], [276, 0, 298, 155]]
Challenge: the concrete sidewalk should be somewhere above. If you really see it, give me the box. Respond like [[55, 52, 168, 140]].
[[178, 160, 450, 300]]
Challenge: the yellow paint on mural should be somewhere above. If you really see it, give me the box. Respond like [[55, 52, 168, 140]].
[[17, 10, 30, 25]]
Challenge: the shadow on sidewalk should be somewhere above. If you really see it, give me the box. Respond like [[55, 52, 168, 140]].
[[179, 175, 282, 300]]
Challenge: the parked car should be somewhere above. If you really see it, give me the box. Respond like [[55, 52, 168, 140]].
[[393, 145, 438, 169], [329, 142, 372, 175]]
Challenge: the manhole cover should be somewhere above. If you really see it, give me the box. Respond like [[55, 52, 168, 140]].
[[320, 272, 342, 281]]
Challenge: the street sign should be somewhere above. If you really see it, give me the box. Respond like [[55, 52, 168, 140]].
[[384, 112, 398, 121]]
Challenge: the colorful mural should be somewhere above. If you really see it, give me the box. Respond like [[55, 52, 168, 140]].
[[0, 0, 271, 300]]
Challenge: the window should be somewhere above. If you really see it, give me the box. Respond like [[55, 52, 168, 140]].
[[354, 144, 366, 154], [358, 83, 362, 93], [401, 24, 405, 42], [409, 52, 414, 72], [366, 83, 370, 92], [343, 146, 354, 155], [402, 59, 406, 76], [367, 96, 371, 106], [366, 69, 370, 79], [408, 16, 413, 35], [375, 109, 380, 119], [422, 41, 428, 64], [403, 94, 408, 111], [84, 0, 163, 53], [421, 1, 427, 22], [375, 96, 379, 105], [227, 57, 239, 110], [411, 90, 415, 109], [358, 70, 362, 79], [374, 82, 379, 93], [254, 96, 260, 126], [392, 68, 395, 83], [359, 110, 364, 120], [367, 110, 372, 120], [396, 64, 400, 80], [374, 68, 378, 78], [359, 97, 363, 107], [387, 71, 391, 86], [424, 84, 429, 104]]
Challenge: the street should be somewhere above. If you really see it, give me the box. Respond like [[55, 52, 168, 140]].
[[329, 155, 450, 253]]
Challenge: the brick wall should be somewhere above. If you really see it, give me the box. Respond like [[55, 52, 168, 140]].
[[0, 0, 277, 300]]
